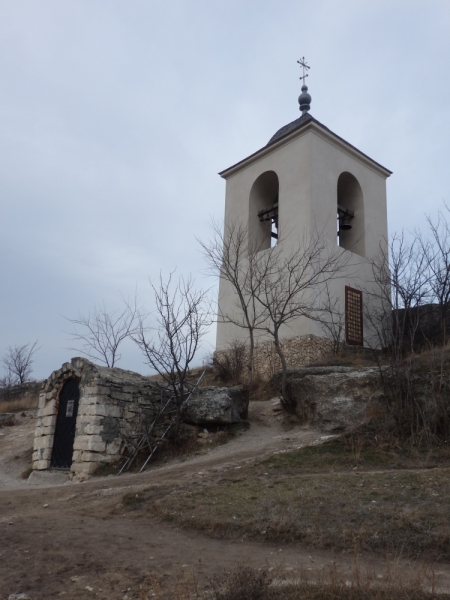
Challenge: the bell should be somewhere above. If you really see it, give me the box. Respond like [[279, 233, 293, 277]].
[[340, 215, 352, 230]]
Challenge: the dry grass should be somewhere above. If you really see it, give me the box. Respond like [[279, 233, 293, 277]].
[[312, 346, 381, 369], [100, 425, 235, 477], [135, 564, 449, 599], [130, 440, 450, 561], [0, 396, 38, 413]]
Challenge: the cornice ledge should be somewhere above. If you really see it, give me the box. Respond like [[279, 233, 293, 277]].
[[219, 120, 391, 179]]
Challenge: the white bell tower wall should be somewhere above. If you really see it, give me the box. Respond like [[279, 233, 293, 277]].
[[216, 117, 390, 365]]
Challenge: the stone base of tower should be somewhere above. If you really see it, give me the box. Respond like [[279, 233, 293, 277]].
[[215, 334, 335, 382], [253, 334, 334, 379]]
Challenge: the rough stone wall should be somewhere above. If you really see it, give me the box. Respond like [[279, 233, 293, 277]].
[[226, 334, 332, 380], [33, 358, 169, 479]]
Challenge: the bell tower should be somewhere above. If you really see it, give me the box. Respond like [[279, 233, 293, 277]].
[[216, 62, 391, 363]]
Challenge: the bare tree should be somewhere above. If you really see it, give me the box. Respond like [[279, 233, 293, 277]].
[[66, 297, 141, 367], [366, 232, 431, 360], [133, 273, 212, 435], [418, 207, 450, 345], [199, 220, 267, 414], [2, 341, 39, 385], [250, 230, 350, 413]]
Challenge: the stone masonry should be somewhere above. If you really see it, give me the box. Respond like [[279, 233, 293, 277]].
[[252, 334, 334, 379], [32, 358, 170, 479], [215, 334, 334, 381]]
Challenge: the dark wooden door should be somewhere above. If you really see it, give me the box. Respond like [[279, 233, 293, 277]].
[[51, 378, 80, 469]]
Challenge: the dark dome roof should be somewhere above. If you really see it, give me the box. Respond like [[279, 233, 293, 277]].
[[267, 112, 314, 146]]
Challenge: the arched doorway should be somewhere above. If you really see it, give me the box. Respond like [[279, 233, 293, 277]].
[[51, 378, 80, 469]]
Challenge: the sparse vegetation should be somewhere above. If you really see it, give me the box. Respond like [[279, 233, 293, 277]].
[[211, 339, 247, 385], [132, 439, 450, 560], [0, 380, 40, 413], [139, 565, 449, 599]]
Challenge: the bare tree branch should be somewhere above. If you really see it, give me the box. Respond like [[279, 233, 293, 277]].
[[133, 273, 212, 434], [249, 228, 350, 412], [2, 341, 39, 385], [66, 295, 142, 367], [418, 207, 450, 344], [366, 232, 431, 360], [199, 220, 268, 415]]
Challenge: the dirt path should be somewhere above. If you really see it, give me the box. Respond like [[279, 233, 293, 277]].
[[1, 403, 449, 599]]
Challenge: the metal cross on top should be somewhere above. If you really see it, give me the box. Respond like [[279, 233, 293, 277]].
[[297, 57, 310, 83]]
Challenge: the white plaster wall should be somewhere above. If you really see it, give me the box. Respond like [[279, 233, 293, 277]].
[[216, 121, 390, 352]]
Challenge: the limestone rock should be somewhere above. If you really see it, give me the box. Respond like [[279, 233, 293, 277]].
[[271, 366, 384, 432], [27, 470, 70, 485], [183, 386, 243, 425]]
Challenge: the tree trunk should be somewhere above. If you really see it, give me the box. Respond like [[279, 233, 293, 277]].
[[174, 382, 184, 439]]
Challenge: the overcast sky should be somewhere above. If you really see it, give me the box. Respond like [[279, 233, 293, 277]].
[[1, 0, 449, 380]]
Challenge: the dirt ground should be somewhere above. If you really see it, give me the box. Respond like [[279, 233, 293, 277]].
[[1, 404, 450, 599]]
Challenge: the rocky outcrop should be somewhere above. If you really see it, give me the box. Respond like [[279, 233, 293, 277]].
[[183, 386, 243, 425], [271, 366, 384, 432]]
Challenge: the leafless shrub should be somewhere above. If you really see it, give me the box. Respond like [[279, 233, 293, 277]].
[[133, 273, 212, 435], [211, 340, 247, 384], [210, 567, 270, 600], [415, 206, 450, 345], [365, 232, 431, 362], [363, 228, 450, 447]]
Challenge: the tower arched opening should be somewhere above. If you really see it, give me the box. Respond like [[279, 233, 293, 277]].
[[337, 172, 365, 257], [249, 171, 279, 251]]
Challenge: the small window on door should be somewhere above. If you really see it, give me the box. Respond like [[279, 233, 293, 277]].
[[345, 286, 363, 346]]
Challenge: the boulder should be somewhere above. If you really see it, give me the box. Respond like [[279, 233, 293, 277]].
[[183, 386, 243, 425], [271, 367, 385, 432]]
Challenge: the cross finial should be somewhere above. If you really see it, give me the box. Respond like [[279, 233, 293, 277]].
[[297, 57, 310, 84], [297, 57, 311, 115]]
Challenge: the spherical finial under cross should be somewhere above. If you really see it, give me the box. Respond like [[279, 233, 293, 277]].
[[298, 84, 311, 115]]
